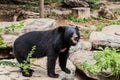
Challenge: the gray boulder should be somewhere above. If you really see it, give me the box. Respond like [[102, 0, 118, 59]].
[[69, 50, 117, 80], [1, 18, 56, 47], [0, 18, 56, 59], [90, 25, 120, 49], [70, 39, 92, 53], [21, 18, 56, 34], [72, 7, 90, 19], [0, 58, 76, 80]]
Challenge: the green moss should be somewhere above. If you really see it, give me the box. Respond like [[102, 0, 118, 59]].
[[0, 45, 37, 75]]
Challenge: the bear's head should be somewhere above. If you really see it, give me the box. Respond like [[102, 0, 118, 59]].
[[58, 26, 80, 46]]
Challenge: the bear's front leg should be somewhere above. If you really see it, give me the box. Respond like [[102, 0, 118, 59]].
[[47, 55, 59, 78], [21, 68, 34, 77], [59, 52, 71, 74]]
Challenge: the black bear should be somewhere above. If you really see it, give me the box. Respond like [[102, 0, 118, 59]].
[[13, 26, 80, 78]]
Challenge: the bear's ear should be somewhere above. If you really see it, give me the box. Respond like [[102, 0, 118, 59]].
[[58, 26, 65, 33], [75, 26, 79, 31]]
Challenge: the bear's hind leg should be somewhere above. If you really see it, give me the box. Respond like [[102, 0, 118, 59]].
[[59, 53, 71, 74], [21, 68, 34, 77], [14, 44, 35, 77], [18, 58, 34, 77], [16, 55, 34, 77]]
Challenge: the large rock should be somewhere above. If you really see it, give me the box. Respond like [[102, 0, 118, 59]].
[[98, 6, 116, 20], [102, 25, 120, 36], [70, 39, 92, 53], [69, 50, 118, 80], [0, 57, 76, 80], [70, 50, 97, 79], [90, 25, 120, 49], [1, 35, 18, 47], [0, 18, 56, 58], [70, 50, 95, 66], [72, 7, 90, 19], [21, 18, 56, 34], [0, 18, 56, 47]]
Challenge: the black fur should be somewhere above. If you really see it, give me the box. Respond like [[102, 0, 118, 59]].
[[14, 26, 80, 78]]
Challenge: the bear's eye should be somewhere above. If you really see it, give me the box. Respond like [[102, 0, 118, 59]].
[[70, 33, 73, 37]]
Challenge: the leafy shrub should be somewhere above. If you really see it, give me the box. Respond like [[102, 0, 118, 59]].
[[80, 47, 120, 78], [44, 0, 64, 4], [25, 3, 31, 10], [95, 25, 103, 31], [87, 0, 100, 9], [0, 21, 25, 33], [19, 45, 36, 75], [0, 45, 36, 75], [0, 37, 7, 48], [68, 14, 91, 23], [109, 19, 120, 25], [97, 16, 108, 23], [0, 21, 25, 48], [114, 8, 120, 15], [80, 29, 91, 39]]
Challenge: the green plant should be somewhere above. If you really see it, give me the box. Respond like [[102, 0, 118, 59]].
[[109, 19, 120, 25], [114, 8, 120, 15], [95, 25, 103, 31], [25, 2, 31, 10], [51, 12, 58, 17], [0, 0, 14, 4], [68, 14, 91, 23], [68, 14, 77, 22], [79, 18, 91, 23], [97, 16, 108, 23], [0, 37, 7, 48], [44, 0, 64, 4], [0, 18, 24, 53], [0, 45, 36, 75], [0, 21, 25, 33], [80, 29, 91, 38], [35, 8, 39, 13], [0, 60, 18, 67], [0, 21, 25, 48], [44, 0, 50, 5], [80, 47, 120, 78], [87, 0, 100, 9], [19, 45, 37, 75]]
